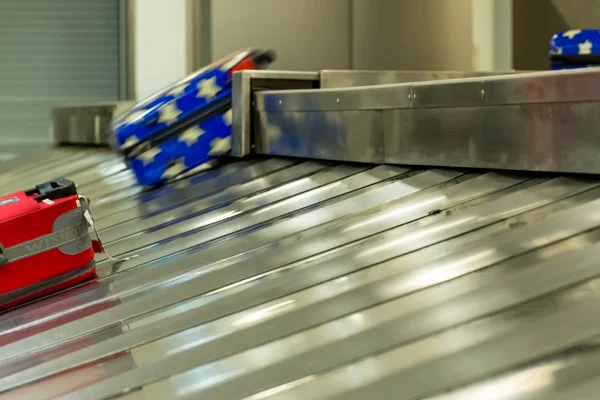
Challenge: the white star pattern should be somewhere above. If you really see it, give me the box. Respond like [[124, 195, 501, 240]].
[[556, 47, 563, 55], [137, 147, 161, 165], [222, 109, 233, 126], [197, 77, 222, 99], [579, 40, 593, 55], [124, 110, 147, 124], [161, 161, 187, 179], [179, 126, 205, 146], [563, 30, 582, 40], [157, 103, 182, 124], [208, 137, 231, 156], [167, 83, 188, 96], [121, 136, 139, 149]]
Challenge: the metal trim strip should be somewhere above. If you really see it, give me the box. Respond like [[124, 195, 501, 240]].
[[231, 70, 320, 157], [257, 68, 600, 112]]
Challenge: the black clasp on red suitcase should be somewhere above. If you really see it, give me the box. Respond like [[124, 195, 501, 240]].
[[24, 177, 77, 202]]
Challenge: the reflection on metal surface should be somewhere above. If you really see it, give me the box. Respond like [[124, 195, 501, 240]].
[[427, 360, 567, 400], [231, 69, 516, 159], [231, 70, 319, 157], [2, 148, 600, 399], [96, 159, 309, 238], [96, 165, 413, 268], [93, 158, 268, 219], [255, 69, 600, 174]]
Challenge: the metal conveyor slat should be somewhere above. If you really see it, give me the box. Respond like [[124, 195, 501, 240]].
[[1, 148, 600, 399]]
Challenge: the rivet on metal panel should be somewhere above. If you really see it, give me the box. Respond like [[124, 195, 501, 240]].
[[412, 93, 417, 101], [481, 89, 486, 99], [279, 100, 283, 106], [337, 98, 340, 105]]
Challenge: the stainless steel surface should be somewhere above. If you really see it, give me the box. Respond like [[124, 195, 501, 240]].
[[231, 70, 319, 157], [255, 68, 600, 174], [91, 158, 265, 218], [232, 70, 515, 158], [3, 147, 600, 399], [257, 109, 386, 163], [256, 83, 413, 112], [423, 335, 600, 400], [319, 69, 518, 88], [94, 158, 295, 228], [231, 70, 252, 157], [51, 102, 135, 146]]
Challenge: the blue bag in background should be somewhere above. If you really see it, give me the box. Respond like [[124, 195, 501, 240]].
[[112, 49, 275, 186], [550, 29, 600, 70]]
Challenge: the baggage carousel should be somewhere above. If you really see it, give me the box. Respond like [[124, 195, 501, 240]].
[[3, 69, 600, 399], [2, 147, 600, 400]]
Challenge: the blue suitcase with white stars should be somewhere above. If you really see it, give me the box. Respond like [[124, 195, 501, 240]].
[[550, 29, 600, 70], [111, 49, 275, 186]]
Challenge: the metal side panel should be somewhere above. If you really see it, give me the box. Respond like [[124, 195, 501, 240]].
[[3, 148, 600, 400], [51, 101, 135, 146], [254, 68, 600, 174], [230, 69, 519, 159], [231, 70, 320, 158]]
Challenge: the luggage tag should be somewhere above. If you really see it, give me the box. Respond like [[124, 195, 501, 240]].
[[77, 196, 137, 265]]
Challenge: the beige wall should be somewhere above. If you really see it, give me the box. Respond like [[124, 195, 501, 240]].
[[513, 0, 600, 70], [211, 0, 352, 71], [352, 0, 473, 71], [210, 0, 476, 72], [205, 0, 514, 72], [551, 0, 600, 27]]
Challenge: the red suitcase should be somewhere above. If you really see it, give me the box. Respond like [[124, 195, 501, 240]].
[[0, 177, 98, 309]]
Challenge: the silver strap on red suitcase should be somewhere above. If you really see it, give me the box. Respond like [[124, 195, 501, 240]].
[[78, 196, 137, 265], [0, 217, 89, 265]]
